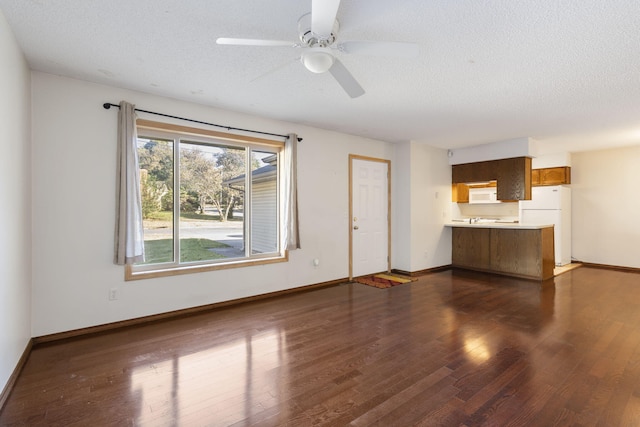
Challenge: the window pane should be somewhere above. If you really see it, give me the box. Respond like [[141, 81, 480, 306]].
[[179, 142, 246, 262], [251, 151, 278, 254], [131, 126, 285, 276], [136, 137, 174, 264]]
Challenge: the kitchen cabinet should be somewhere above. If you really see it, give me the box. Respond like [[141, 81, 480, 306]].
[[450, 224, 555, 281], [490, 228, 554, 279], [496, 156, 532, 201], [451, 183, 469, 203], [531, 169, 539, 184], [451, 160, 497, 184], [452, 227, 490, 269], [532, 166, 571, 186], [451, 156, 532, 201]]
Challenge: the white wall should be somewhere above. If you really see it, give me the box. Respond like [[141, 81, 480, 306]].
[[392, 142, 412, 271], [0, 10, 32, 394], [571, 145, 640, 268], [31, 72, 397, 336], [393, 142, 451, 272], [409, 143, 452, 271], [532, 152, 572, 168], [448, 137, 536, 165]]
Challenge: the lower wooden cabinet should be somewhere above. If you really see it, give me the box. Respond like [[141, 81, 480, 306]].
[[451, 226, 555, 281], [452, 227, 490, 268], [490, 228, 554, 279]]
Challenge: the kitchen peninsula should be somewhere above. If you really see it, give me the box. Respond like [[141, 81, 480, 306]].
[[446, 222, 555, 281]]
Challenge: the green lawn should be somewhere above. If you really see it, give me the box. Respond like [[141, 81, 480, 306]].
[[144, 211, 244, 225], [141, 238, 231, 264], [145, 211, 221, 222]]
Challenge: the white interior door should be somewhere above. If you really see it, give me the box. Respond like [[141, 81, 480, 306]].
[[351, 157, 389, 278]]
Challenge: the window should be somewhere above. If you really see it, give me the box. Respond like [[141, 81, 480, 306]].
[[128, 121, 286, 279]]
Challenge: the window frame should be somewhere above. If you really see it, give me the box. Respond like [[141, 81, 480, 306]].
[[126, 119, 287, 281]]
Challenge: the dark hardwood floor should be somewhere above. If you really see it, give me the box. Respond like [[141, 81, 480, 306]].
[[2, 267, 640, 426]]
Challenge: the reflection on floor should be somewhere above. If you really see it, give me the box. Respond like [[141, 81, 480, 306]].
[[5, 266, 640, 425], [554, 262, 582, 276]]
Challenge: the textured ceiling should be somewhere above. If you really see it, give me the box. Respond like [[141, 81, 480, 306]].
[[2, 0, 640, 153]]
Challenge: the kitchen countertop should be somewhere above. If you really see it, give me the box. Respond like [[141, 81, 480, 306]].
[[445, 221, 554, 230]]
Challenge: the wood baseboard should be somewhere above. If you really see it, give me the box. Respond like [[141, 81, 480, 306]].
[[0, 339, 32, 412], [391, 265, 451, 277], [33, 278, 348, 345], [581, 262, 640, 274]]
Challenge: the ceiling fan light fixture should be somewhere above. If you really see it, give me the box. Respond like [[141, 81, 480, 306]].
[[302, 47, 335, 73]]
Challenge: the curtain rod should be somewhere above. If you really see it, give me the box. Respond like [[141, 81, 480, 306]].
[[102, 102, 302, 141]]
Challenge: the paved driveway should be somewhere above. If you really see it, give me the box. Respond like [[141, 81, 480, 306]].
[[144, 219, 246, 258]]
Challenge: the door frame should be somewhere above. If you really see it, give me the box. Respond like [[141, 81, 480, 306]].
[[348, 154, 392, 280]]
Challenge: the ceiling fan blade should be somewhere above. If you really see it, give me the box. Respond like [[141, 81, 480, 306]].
[[312, 0, 341, 36], [338, 41, 419, 58], [329, 59, 364, 98], [216, 38, 296, 47]]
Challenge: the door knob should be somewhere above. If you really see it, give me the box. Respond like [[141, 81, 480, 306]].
[[353, 225, 359, 230]]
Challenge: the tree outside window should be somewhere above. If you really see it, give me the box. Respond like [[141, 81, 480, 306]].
[[134, 130, 280, 270]]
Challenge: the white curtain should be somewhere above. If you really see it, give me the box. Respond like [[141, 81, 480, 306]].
[[281, 133, 300, 250], [114, 101, 145, 265]]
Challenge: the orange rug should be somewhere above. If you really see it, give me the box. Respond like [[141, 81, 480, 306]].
[[354, 273, 417, 289]]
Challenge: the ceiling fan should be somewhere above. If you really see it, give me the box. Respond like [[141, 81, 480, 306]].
[[216, 0, 418, 98]]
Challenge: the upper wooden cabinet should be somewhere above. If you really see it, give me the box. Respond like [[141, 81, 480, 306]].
[[451, 183, 469, 203], [451, 160, 497, 183], [532, 166, 571, 186], [496, 157, 532, 201], [451, 156, 532, 201]]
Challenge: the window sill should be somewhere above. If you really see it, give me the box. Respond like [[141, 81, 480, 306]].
[[125, 253, 288, 281]]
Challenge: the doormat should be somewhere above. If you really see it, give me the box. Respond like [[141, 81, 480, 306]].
[[354, 273, 417, 289]]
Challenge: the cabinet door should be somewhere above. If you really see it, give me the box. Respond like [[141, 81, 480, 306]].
[[451, 183, 469, 203], [452, 227, 491, 270], [496, 157, 532, 201], [489, 227, 555, 280], [452, 163, 474, 183], [490, 228, 542, 278], [531, 169, 540, 186], [539, 167, 571, 185], [474, 160, 498, 182], [452, 160, 498, 184]]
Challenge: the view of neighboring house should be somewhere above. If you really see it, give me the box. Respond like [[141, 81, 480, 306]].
[[223, 154, 278, 254]]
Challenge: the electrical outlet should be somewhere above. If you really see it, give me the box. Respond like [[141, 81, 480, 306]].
[[109, 288, 118, 301]]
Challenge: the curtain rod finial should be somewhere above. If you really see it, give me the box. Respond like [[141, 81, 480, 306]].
[[103, 103, 112, 109]]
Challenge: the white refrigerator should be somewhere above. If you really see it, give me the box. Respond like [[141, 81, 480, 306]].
[[519, 185, 571, 266]]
